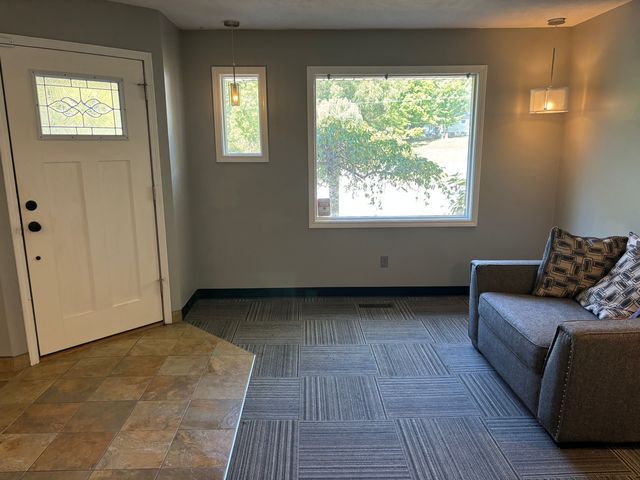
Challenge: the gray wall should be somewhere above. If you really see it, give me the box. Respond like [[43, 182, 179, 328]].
[[0, 0, 192, 356], [555, 0, 640, 236], [182, 28, 569, 288], [160, 16, 196, 306]]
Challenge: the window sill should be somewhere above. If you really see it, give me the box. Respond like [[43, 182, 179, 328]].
[[309, 218, 478, 229]]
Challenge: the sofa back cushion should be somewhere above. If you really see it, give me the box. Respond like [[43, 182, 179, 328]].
[[533, 227, 627, 298], [577, 233, 640, 319]]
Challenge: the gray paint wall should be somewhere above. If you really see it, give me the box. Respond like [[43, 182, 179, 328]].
[[555, 0, 640, 236], [160, 16, 195, 306], [182, 28, 569, 288], [0, 0, 191, 356]]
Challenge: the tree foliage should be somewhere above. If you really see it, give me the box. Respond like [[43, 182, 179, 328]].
[[223, 78, 261, 153], [315, 77, 471, 214]]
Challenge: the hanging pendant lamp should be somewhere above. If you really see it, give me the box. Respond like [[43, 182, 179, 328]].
[[530, 17, 569, 114], [224, 20, 241, 106]]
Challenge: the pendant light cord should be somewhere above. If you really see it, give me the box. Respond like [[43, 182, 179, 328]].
[[549, 47, 556, 87], [231, 27, 236, 83]]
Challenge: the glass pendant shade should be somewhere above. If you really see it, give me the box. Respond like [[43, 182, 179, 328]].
[[529, 86, 569, 114], [230, 81, 240, 106]]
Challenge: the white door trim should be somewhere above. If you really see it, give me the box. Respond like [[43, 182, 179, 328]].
[[0, 33, 172, 365]]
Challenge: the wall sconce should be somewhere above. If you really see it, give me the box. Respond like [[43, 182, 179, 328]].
[[224, 19, 241, 107], [530, 18, 569, 114]]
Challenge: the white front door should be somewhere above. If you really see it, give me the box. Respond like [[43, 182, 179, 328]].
[[0, 45, 164, 354]]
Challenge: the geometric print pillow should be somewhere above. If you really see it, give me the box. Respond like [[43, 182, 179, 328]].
[[533, 227, 628, 298], [577, 233, 640, 319]]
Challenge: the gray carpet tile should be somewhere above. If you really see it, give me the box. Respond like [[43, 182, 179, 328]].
[[186, 296, 640, 480], [520, 475, 637, 480], [238, 344, 299, 377], [189, 301, 252, 319], [299, 421, 411, 479], [406, 296, 469, 313], [302, 376, 386, 421], [234, 322, 303, 344], [228, 419, 298, 480], [397, 417, 518, 480], [615, 448, 640, 475], [372, 343, 448, 376], [246, 299, 299, 322], [299, 346, 379, 376], [459, 372, 530, 417], [243, 378, 301, 420], [434, 343, 494, 373], [486, 418, 633, 477], [360, 320, 433, 343], [378, 377, 481, 418], [303, 319, 365, 345], [299, 302, 359, 321], [186, 316, 239, 342], [357, 302, 415, 322], [419, 313, 470, 343]]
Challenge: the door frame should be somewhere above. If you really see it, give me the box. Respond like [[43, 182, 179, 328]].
[[0, 33, 172, 365]]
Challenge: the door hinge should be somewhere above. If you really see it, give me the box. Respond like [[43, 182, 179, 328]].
[[137, 82, 149, 101], [0, 37, 15, 48]]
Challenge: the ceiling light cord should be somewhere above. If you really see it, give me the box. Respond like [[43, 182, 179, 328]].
[[549, 47, 556, 87], [231, 27, 236, 83]]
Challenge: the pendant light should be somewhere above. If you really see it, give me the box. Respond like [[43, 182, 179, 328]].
[[530, 17, 569, 114], [224, 20, 241, 106]]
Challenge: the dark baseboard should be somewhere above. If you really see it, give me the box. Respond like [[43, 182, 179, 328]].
[[182, 285, 468, 318]]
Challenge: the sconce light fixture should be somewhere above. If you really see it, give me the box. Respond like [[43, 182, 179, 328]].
[[224, 19, 241, 106], [530, 17, 569, 114]]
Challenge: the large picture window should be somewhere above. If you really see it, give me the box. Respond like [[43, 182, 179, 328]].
[[307, 66, 486, 227]]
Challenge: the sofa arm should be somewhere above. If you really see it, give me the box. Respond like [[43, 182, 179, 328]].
[[469, 260, 541, 347], [538, 319, 640, 443]]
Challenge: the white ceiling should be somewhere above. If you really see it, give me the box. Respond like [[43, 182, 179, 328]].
[[111, 0, 630, 30]]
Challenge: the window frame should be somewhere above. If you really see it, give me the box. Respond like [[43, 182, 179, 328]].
[[212, 65, 269, 163], [307, 65, 487, 228]]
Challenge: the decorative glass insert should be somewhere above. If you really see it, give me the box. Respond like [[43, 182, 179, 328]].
[[34, 73, 126, 137], [221, 75, 262, 155]]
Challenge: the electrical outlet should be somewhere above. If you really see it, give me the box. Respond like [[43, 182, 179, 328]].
[[380, 255, 389, 268]]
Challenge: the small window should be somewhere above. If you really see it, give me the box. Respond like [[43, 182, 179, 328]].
[[34, 73, 126, 138], [308, 66, 486, 228], [212, 66, 269, 162]]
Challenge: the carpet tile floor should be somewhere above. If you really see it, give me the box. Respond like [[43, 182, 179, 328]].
[[187, 296, 640, 480]]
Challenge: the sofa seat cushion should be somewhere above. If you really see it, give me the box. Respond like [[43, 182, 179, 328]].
[[478, 293, 597, 372]]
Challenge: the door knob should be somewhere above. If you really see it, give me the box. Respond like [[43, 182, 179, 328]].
[[25, 200, 38, 211], [28, 221, 42, 232]]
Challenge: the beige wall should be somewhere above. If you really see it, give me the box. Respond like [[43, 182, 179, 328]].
[[0, 0, 191, 356], [555, 0, 640, 236], [182, 28, 569, 288]]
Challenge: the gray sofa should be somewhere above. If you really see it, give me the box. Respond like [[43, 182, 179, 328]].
[[469, 260, 640, 444]]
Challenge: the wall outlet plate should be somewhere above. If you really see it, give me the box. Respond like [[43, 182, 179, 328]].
[[380, 256, 389, 268]]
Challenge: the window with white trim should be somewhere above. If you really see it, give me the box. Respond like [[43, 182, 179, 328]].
[[212, 66, 269, 162], [308, 66, 486, 227]]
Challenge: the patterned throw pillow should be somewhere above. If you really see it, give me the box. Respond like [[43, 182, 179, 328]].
[[577, 233, 640, 319], [533, 227, 628, 298]]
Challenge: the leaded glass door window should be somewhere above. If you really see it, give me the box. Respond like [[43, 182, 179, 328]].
[[34, 72, 127, 138]]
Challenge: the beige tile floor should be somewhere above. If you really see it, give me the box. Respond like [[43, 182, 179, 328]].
[[0, 322, 254, 480]]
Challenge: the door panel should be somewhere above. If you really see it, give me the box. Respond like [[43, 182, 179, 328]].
[[0, 46, 163, 354]]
